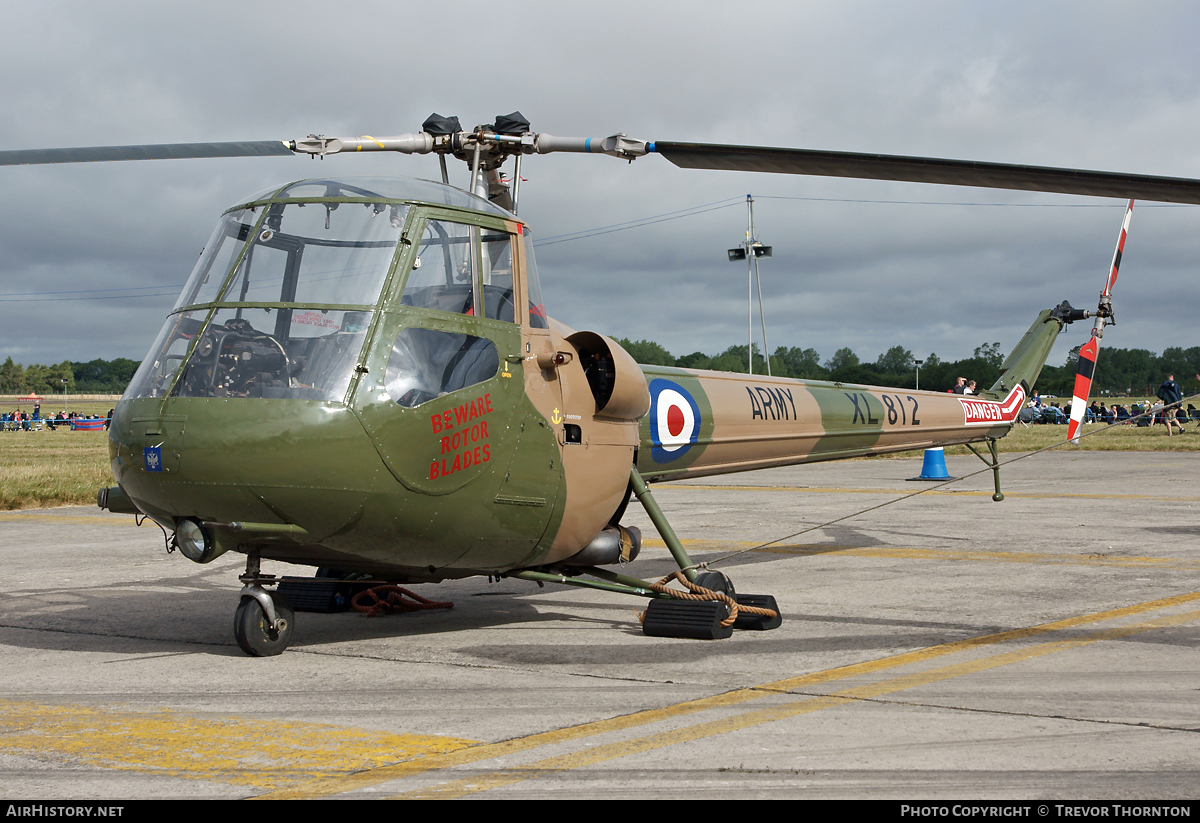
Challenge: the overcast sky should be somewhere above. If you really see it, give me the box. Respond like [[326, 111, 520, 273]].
[[2, 1, 1198, 380]]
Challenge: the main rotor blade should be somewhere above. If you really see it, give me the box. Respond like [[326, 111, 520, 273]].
[[0, 141, 295, 166], [652, 142, 1200, 205]]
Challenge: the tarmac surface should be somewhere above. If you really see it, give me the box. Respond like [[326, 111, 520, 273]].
[[1, 450, 1198, 800]]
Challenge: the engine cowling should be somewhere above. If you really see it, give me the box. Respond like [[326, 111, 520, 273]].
[[565, 331, 650, 421]]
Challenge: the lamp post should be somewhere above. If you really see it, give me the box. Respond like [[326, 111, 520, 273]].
[[727, 195, 773, 375], [913, 359, 923, 392], [61, 378, 68, 414]]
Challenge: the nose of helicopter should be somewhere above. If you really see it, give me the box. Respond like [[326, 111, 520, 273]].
[[106, 395, 383, 537]]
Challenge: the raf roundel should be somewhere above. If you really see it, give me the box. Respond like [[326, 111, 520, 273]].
[[649, 379, 701, 464]]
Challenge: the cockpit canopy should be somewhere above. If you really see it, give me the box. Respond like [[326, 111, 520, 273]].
[[125, 177, 546, 403]]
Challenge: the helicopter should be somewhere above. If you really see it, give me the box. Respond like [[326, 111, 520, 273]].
[[8, 112, 1200, 656]]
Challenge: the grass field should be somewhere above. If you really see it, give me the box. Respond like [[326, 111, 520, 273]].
[[2, 400, 1197, 510], [944, 419, 1200, 456], [1, 401, 116, 510]]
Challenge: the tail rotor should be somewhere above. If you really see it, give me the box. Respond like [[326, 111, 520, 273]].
[[1067, 199, 1134, 443]]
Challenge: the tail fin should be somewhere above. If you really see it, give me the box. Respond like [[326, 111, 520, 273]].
[[980, 307, 1068, 401]]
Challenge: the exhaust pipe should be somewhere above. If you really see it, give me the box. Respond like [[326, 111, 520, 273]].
[[561, 525, 641, 567]]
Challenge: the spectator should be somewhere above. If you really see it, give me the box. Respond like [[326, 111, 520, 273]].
[[1157, 374, 1183, 436]]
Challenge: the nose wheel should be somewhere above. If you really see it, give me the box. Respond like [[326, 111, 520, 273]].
[[235, 551, 296, 656], [234, 588, 294, 656]]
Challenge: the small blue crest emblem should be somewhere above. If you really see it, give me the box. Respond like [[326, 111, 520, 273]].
[[144, 446, 163, 472]]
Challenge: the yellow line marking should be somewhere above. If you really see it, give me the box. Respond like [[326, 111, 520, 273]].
[[0, 513, 152, 526], [259, 688, 764, 799], [260, 591, 1200, 799], [640, 538, 1200, 570], [657, 483, 1200, 501], [0, 699, 474, 792], [396, 608, 1200, 799], [758, 591, 1200, 693], [760, 546, 1200, 569]]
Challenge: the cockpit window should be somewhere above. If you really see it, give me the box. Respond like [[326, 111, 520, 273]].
[[128, 178, 537, 404], [523, 230, 549, 329], [124, 310, 206, 399], [171, 307, 373, 401], [385, 327, 499, 408], [401, 220, 517, 323], [173, 208, 255, 310], [402, 219, 476, 315], [219, 201, 407, 306], [480, 231, 516, 323]]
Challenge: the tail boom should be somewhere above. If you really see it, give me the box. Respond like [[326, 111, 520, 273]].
[[636, 371, 1029, 482], [634, 305, 1064, 482]]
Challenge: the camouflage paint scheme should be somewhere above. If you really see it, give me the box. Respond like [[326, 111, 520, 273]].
[[107, 179, 1061, 582], [636, 367, 1028, 481], [637, 307, 1060, 481]]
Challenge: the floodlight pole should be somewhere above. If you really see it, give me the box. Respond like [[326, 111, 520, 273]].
[[913, 359, 923, 391], [747, 197, 754, 374], [750, 196, 771, 376], [728, 196, 773, 376]]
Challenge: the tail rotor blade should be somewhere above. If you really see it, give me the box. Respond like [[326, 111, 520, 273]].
[[1102, 199, 1135, 298], [1067, 337, 1099, 443], [1067, 199, 1134, 444]]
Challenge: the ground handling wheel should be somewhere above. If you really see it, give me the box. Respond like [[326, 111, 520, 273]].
[[233, 590, 294, 657], [694, 571, 735, 598]]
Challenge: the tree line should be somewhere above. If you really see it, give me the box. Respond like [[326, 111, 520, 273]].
[[0, 357, 139, 395], [615, 339, 1200, 398], [3, 342, 1198, 398]]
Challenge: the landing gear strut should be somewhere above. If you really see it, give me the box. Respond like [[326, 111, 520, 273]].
[[965, 437, 1005, 502], [511, 468, 782, 639]]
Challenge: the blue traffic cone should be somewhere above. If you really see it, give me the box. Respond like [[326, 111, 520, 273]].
[[907, 447, 957, 481]]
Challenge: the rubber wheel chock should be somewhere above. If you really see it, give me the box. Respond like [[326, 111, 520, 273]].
[[733, 594, 782, 630], [642, 598, 734, 640]]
